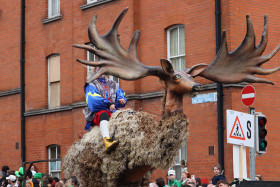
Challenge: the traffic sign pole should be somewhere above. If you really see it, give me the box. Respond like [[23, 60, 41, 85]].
[[239, 85, 256, 180], [239, 145, 244, 181], [249, 107, 255, 180]]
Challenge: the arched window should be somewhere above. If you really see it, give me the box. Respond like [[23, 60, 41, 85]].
[[48, 144, 61, 178], [48, 54, 60, 108], [167, 25, 185, 70]]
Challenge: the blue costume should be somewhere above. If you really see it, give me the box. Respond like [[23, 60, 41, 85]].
[[84, 77, 127, 130]]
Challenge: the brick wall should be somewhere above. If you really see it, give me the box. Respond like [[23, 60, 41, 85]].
[[0, 0, 22, 171], [0, 94, 21, 170], [1, 0, 280, 184]]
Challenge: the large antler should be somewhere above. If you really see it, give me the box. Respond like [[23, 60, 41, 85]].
[[73, 8, 166, 83], [199, 15, 280, 84], [74, 9, 280, 85]]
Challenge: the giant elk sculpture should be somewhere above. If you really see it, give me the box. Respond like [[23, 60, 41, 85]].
[[63, 8, 280, 187]]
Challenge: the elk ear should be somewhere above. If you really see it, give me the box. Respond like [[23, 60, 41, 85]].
[[185, 64, 208, 77], [160, 59, 174, 75]]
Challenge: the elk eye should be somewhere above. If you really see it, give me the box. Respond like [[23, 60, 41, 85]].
[[174, 74, 181, 80]]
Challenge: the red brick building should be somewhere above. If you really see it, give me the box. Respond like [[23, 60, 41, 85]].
[[1, 0, 280, 183]]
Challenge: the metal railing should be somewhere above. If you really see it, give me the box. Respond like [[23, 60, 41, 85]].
[[22, 158, 61, 187]]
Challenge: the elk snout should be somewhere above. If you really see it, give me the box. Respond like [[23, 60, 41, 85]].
[[192, 83, 201, 91]]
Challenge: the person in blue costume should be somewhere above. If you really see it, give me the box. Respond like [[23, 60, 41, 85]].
[[84, 74, 127, 153]]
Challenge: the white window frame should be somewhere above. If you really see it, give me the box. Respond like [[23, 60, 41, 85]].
[[87, 0, 98, 4], [167, 25, 185, 71], [48, 54, 60, 108], [108, 75, 120, 84], [48, 0, 60, 18], [170, 138, 187, 180], [87, 49, 96, 77], [48, 145, 61, 179], [87, 47, 119, 84]]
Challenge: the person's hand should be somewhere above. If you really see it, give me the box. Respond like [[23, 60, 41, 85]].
[[109, 104, 116, 111], [119, 98, 126, 105], [190, 178, 196, 183]]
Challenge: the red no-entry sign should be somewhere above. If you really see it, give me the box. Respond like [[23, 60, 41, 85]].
[[241, 85, 256, 107]]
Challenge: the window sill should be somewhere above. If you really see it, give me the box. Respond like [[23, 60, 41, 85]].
[[80, 0, 116, 10], [0, 88, 20, 97], [25, 102, 86, 117], [42, 15, 62, 24]]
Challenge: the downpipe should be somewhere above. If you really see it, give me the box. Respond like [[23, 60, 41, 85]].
[[215, 0, 225, 172]]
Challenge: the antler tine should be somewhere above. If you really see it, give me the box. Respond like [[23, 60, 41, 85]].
[[255, 15, 268, 56], [88, 15, 105, 50], [232, 15, 256, 55], [73, 43, 114, 60], [198, 14, 280, 85], [257, 44, 280, 65], [88, 8, 129, 56], [244, 42, 280, 84], [107, 7, 129, 38], [245, 75, 274, 85], [253, 66, 280, 75], [245, 15, 256, 41], [76, 58, 106, 67], [128, 30, 140, 57], [216, 31, 229, 60], [74, 8, 167, 82], [88, 8, 128, 49]]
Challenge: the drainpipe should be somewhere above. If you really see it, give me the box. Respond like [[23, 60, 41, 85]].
[[215, 0, 225, 172], [20, 0, 26, 164]]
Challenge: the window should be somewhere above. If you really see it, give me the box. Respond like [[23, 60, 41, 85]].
[[87, 0, 97, 4], [87, 47, 119, 83], [167, 25, 185, 71], [48, 145, 61, 178], [171, 139, 187, 180], [48, 0, 60, 18], [108, 75, 119, 84], [167, 26, 187, 177], [48, 54, 60, 108], [87, 48, 97, 79]]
